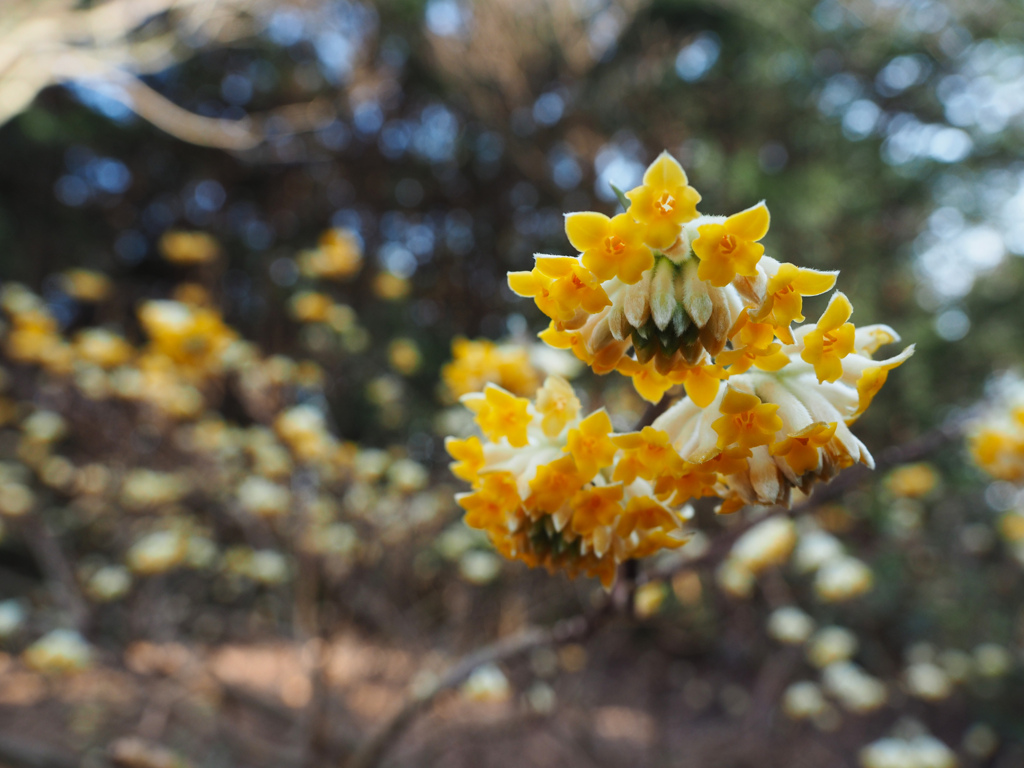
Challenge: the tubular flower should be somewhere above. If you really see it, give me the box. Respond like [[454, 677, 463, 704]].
[[799, 292, 856, 383], [448, 376, 693, 587], [692, 202, 770, 287], [507, 151, 857, 406], [712, 388, 784, 449], [137, 300, 237, 377], [463, 385, 533, 447], [624, 151, 701, 249], [455, 147, 913, 582], [441, 337, 540, 398], [752, 258, 838, 344], [565, 212, 653, 284], [652, 330, 911, 511], [508, 256, 610, 329]]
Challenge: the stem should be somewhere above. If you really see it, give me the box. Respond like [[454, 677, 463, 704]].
[[343, 412, 967, 768], [18, 515, 90, 634]]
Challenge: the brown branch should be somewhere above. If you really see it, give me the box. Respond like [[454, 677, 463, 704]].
[[342, 414, 968, 768], [343, 606, 611, 768], [639, 413, 969, 586], [18, 514, 91, 634]]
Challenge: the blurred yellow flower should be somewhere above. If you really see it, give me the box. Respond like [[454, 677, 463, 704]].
[[159, 230, 221, 264]]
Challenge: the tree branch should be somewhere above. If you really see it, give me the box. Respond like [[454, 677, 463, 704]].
[[341, 414, 968, 768]]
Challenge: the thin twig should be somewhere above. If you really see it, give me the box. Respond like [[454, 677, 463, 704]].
[[639, 413, 969, 586], [343, 606, 610, 768], [18, 515, 90, 634], [342, 414, 968, 768]]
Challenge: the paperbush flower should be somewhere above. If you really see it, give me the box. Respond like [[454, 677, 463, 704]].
[[452, 148, 913, 583], [447, 376, 692, 587], [442, 337, 540, 398], [968, 374, 1024, 481]]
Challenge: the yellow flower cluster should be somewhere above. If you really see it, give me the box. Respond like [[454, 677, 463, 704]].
[[449, 149, 912, 581], [510, 151, 909, 408], [159, 230, 221, 265], [297, 227, 364, 280], [968, 376, 1024, 482], [447, 376, 692, 586], [441, 337, 541, 399]]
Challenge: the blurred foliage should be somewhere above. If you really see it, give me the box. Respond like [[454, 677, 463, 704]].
[[0, 0, 1023, 765]]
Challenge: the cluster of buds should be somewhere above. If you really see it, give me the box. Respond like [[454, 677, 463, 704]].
[[448, 150, 911, 582]]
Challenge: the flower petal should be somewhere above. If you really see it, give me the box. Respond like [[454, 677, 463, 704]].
[[565, 212, 609, 252]]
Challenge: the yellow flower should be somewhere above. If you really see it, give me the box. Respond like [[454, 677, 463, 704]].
[[457, 472, 520, 530], [442, 338, 539, 399], [299, 227, 363, 280], [612, 427, 681, 484], [465, 385, 533, 447], [970, 428, 1024, 481], [569, 484, 623, 536], [373, 271, 410, 300], [565, 410, 619, 480], [289, 291, 333, 323], [565, 211, 653, 284], [615, 496, 679, 537], [535, 375, 581, 437], [717, 316, 789, 374], [999, 511, 1024, 542], [852, 348, 914, 419], [446, 436, 485, 483], [388, 338, 422, 375], [527, 455, 585, 514], [60, 269, 112, 302], [137, 300, 237, 375], [770, 422, 838, 475], [159, 230, 220, 265], [801, 292, 856, 383], [73, 328, 134, 369], [711, 388, 783, 449], [753, 263, 837, 343], [508, 256, 610, 327], [885, 462, 939, 498], [692, 202, 770, 287], [625, 151, 701, 249], [616, 358, 725, 407]]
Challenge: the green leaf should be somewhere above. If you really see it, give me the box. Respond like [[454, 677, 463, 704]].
[[610, 184, 631, 212]]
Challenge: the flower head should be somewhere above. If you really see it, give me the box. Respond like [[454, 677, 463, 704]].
[[692, 202, 770, 287], [712, 388, 783, 449], [565, 211, 653, 284], [463, 385, 533, 447], [448, 146, 912, 580], [625, 151, 701, 249], [447, 377, 693, 586]]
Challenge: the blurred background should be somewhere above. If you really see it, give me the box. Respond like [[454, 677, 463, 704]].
[[0, 0, 1023, 766]]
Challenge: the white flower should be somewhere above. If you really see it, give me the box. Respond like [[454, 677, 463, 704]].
[[730, 517, 796, 574], [822, 661, 887, 713], [815, 556, 873, 602], [807, 626, 858, 668], [767, 606, 815, 645], [905, 662, 953, 701], [23, 629, 93, 674], [782, 681, 828, 720], [793, 528, 844, 573], [462, 664, 511, 703]]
